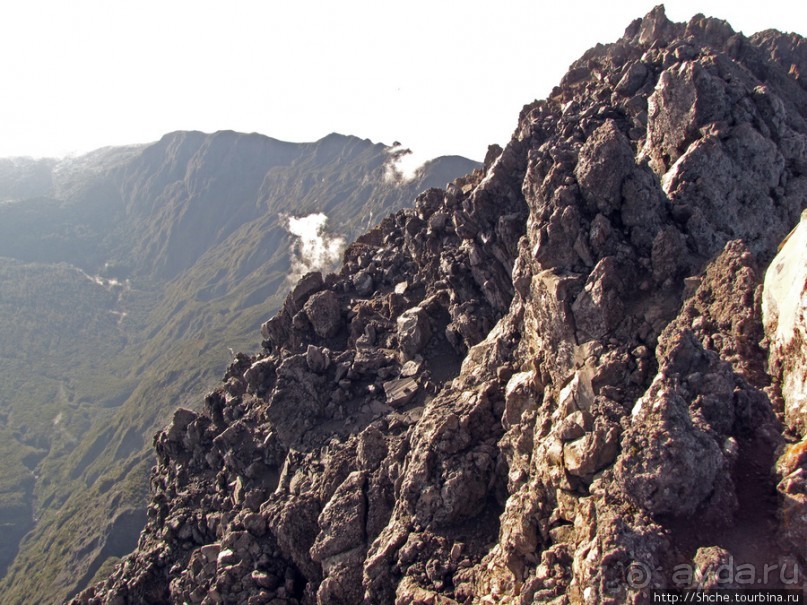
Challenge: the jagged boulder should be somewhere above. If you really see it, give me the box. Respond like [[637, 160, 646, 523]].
[[304, 290, 342, 339], [619, 379, 726, 516], [396, 306, 432, 359]]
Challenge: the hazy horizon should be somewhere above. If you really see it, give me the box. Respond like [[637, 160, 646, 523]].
[[2, 0, 805, 164]]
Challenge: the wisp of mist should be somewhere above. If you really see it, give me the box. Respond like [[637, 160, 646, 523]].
[[284, 213, 346, 280]]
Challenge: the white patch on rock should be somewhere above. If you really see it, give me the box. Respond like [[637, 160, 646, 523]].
[[762, 209, 807, 432]]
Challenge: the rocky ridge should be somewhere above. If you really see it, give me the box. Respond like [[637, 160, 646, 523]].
[[73, 7, 807, 604], [0, 131, 479, 605]]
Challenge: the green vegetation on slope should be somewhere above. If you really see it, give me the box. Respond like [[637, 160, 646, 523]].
[[0, 131, 479, 603]]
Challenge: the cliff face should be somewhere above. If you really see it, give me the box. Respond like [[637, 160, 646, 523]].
[[73, 7, 807, 604]]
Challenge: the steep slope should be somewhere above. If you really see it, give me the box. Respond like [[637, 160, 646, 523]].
[[0, 133, 478, 604], [70, 7, 807, 604], [0, 157, 57, 201]]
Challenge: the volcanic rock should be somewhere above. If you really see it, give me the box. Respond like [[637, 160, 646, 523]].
[[70, 7, 807, 605], [304, 290, 342, 339]]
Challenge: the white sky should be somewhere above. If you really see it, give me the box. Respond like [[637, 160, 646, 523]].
[[1, 1, 805, 162]]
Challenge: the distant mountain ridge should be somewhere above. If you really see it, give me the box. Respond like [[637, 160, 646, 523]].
[[0, 131, 477, 276], [0, 130, 479, 603]]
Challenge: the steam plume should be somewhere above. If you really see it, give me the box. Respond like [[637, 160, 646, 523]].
[[285, 213, 346, 280], [384, 144, 427, 183]]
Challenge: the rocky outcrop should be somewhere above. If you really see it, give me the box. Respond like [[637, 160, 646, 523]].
[[72, 7, 807, 605], [764, 210, 807, 562], [764, 210, 807, 434]]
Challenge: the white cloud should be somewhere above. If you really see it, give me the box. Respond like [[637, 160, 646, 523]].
[[383, 144, 428, 183], [284, 212, 346, 280]]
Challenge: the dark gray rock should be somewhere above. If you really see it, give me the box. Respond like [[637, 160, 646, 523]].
[[305, 345, 330, 373], [304, 290, 342, 338], [396, 306, 432, 359], [383, 377, 419, 408]]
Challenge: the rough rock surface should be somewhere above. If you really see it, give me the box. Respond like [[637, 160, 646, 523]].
[[764, 209, 807, 562], [764, 209, 807, 434], [72, 7, 807, 604]]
